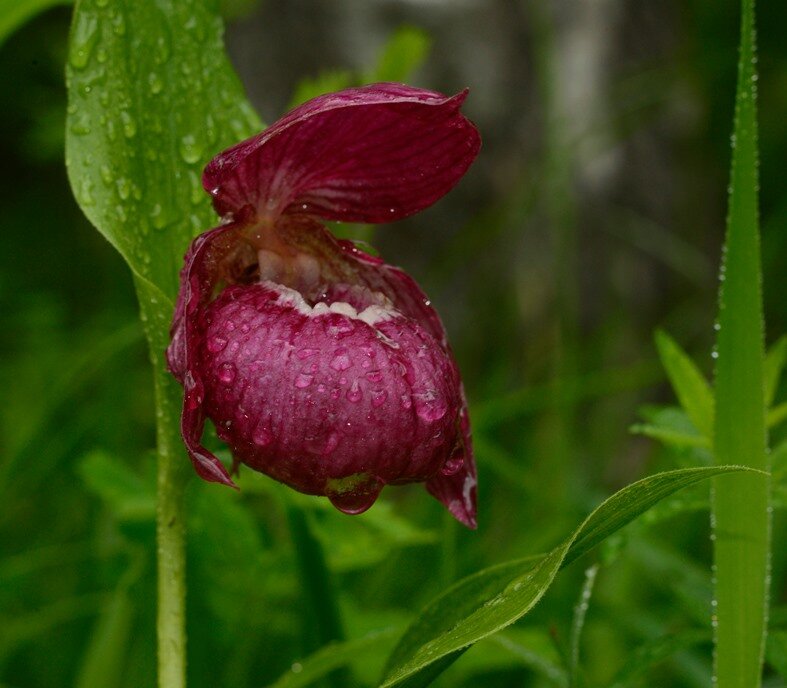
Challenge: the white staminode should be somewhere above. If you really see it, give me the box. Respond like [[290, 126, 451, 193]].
[[268, 282, 399, 326]]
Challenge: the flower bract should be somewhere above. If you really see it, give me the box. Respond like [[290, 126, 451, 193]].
[[167, 83, 480, 527]]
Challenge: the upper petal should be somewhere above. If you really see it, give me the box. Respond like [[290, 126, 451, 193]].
[[202, 83, 480, 224]]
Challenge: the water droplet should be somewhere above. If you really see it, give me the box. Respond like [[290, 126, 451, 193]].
[[111, 13, 126, 35], [116, 177, 131, 200], [79, 178, 94, 206], [328, 479, 383, 515], [179, 134, 203, 164], [441, 453, 464, 476], [414, 390, 448, 422], [297, 348, 320, 360], [120, 111, 136, 138], [371, 389, 388, 407], [295, 373, 314, 388], [207, 336, 227, 353], [218, 363, 236, 385], [400, 394, 412, 410], [70, 112, 91, 136], [224, 320, 236, 331], [148, 72, 163, 95], [331, 349, 352, 371], [365, 370, 383, 383], [253, 424, 272, 447], [70, 14, 98, 70], [100, 165, 113, 185], [346, 380, 362, 403], [322, 432, 340, 455], [154, 34, 170, 64]]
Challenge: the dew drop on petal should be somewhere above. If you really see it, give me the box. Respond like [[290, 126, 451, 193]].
[[295, 373, 314, 388], [328, 479, 383, 515], [371, 389, 388, 408], [441, 453, 464, 476], [252, 424, 272, 447], [322, 432, 340, 455], [296, 347, 320, 360], [346, 380, 362, 403], [207, 335, 228, 353], [365, 370, 383, 383], [415, 390, 448, 422], [330, 349, 352, 371], [218, 363, 236, 385]]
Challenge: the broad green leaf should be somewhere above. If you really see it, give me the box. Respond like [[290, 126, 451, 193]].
[[267, 629, 400, 688], [379, 466, 751, 688], [764, 335, 787, 408], [65, 0, 261, 300], [711, 0, 770, 686], [0, 0, 71, 48], [654, 330, 714, 438], [368, 26, 431, 83]]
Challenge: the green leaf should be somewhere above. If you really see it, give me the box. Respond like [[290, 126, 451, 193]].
[[629, 423, 710, 449], [768, 402, 787, 429], [267, 629, 400, 688], [77, 450, 155, 522], [288, 70, 355, 109], [654, 330, 714, 438], [764, 335, 787, 408], [65, 0, 261, 301], [0, 0, 71, 48], [569, 564, 598, 686], [711, 0, 770, 686], [379, 466, 751, 688], [607, 629, 710, 688], [765, 631, 787, 679], [368, 26, 431, 83]]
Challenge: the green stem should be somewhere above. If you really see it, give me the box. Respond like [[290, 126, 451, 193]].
[[136, 278, 189, 688], [712, 0, 770, 685]]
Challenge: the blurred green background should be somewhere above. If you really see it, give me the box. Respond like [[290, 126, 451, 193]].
[[1, 1, 785, 687]]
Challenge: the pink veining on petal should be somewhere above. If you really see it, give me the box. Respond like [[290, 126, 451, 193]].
[[195, 280, 462, 514], [203, 83, 480, 224]]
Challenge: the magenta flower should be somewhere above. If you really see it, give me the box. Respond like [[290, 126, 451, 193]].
[[166, 83, 480, 527]]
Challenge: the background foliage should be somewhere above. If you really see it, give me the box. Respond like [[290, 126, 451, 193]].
[[1, 1, 785, 687]]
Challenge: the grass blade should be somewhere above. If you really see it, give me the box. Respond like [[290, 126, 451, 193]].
[[711, 0, 770, 685]]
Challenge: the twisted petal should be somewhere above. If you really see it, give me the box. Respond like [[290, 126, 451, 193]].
[[202, 83, 481, 224]]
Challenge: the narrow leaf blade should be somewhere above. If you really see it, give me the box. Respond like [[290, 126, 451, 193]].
[[654, 330, 714, 438], [380, 466, 750, 687]]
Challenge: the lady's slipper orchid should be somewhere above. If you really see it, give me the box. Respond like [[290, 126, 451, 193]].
[[167, 83, 480, 527]]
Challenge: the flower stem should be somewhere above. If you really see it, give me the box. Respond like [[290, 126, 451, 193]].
[[135, 277, 189, 688]]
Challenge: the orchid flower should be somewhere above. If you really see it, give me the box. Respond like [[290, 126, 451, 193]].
[[166, 83, 481, 527]]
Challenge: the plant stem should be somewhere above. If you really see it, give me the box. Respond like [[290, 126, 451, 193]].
[[712, 0, 770, 685], [136, 278, 189, 688]]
